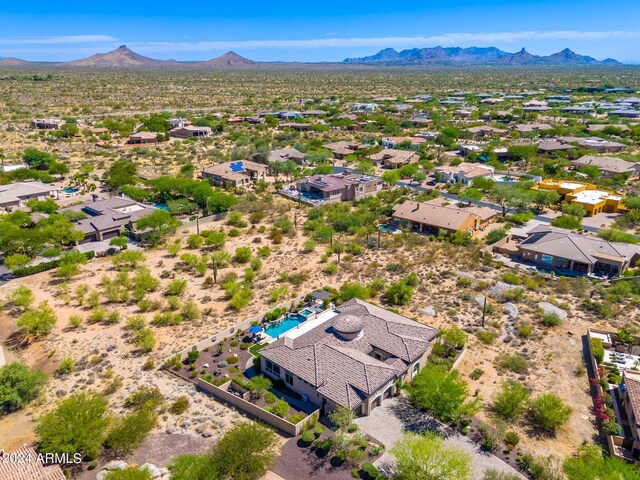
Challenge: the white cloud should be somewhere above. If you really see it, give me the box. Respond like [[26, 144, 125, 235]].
[[0, 35, 117, 46], [128, 31, 640, 52]]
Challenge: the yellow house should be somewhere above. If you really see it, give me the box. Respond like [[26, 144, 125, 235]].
[[533, 180, 626, 216]]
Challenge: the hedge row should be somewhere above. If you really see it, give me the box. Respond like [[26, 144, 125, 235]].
[[13, 251, 95, 278]]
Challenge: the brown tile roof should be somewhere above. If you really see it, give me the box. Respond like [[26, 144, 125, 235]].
[[392, 200, 482, 231], [260, 299, 437, 410], [367, 149, 417, 165], [624, 371, 640, 423], [0, 444, 66, 480], [570, 155, 640, 174]]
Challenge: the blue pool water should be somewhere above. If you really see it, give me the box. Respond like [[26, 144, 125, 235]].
[[378, 224, 401, 234], [265, 313, 307, 338], [154, 203, 169, 211], [63, 187, 79, 194], [500, 176, 516, 182]]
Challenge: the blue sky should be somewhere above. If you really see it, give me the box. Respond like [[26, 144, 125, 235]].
[[2, 0, 640, 63]]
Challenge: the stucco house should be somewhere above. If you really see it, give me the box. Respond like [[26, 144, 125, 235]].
[[0, 181, 59, 210], [434, 162, 494, 185], [259, 299, 438, 416], [171, 125, 212, 139], [367, 149, 418, 169], [201, 160, 268, 187]]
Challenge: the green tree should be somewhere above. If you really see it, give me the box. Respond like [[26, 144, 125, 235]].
[[459, 188, 483, 205], [563, 444, 640, 480], [406, 364, 481, 423], [55, 250, 88, 280], [22, 147, 56, 170], [103, 160, 138, 189], [392, 432, 472, 480], [385, 281, 413, 306], [530, 189, 560, 212], [328, 405, 355, 430], [4, 253, 31, 271], [17, 301, 57, 339], [136, 210, 180, 245], [7, 285, 34, 309], [338, 282, 370, 302], [381, 170, 401, 185], [489, 185, 530, 217], [104, 409, 157, 454], [211, 423, 277, 480], [530, 393, 572, 432], [0, 362, 47, 413], [110, 236, 129, 251], [492, 381, 530, 420], [37, 392, 111, 460], [248, 375, 272, 400]]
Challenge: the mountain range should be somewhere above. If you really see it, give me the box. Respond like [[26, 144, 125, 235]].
[[343, 47, 621, 66], [0, 45, 623, 68], [0, 46, 257, 68]]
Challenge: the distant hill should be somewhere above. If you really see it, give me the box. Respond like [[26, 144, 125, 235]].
[[65, 45, 172, 68], [344, 46, 622, 66], [0, 57, 31, 66], [204, 51, 256, 67]]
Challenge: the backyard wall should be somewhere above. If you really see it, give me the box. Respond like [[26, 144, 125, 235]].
[[173, 293, 308, 358], [196, 378, 319, 436]]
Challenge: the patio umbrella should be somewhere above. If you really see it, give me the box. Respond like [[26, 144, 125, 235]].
[[249, 326, 263, 334]]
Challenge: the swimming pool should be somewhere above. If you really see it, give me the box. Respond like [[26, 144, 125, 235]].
[[378, 224, 401, 234], [154, 203, 169, 211], [265, 313, 307, 338], [500, 176, 516, 182], [63, 187, 79, 194]]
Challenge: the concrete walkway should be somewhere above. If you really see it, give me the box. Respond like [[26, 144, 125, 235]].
[[354, 397, 525, 479]]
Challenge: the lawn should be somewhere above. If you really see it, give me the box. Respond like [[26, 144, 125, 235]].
[[249, 342, 267, 357]]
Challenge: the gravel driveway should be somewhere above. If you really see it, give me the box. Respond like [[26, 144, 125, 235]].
[[354, 397, 525, 479]]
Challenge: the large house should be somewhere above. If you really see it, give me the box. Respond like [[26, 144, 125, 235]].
[[381, 136, 427, 150], [264, 148, 307, 165], [391, 199, 495, 236], [511, 225, 640, 276], [434, 162, 494, 185], [512, 123, 553, 136], [323, 141, 367, 160], [558, 136, 626, 153], [570, 155, 640, 178], [290, 172, 383, 204], [259, 299, 438, 416], [170, 125, 212, 139], [61, 196, 157, 243], [534, 180, 626, 216], [128, 131, 160, 144], [31, 118, 64, 130], [367, 149, 419, 169], [201, 160, 268, 187], [466, 126, 508, 138], [0, 182, 59, 210]]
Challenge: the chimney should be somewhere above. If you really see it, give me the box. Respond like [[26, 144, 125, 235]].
[[284, 336, 294, 348], [412, 203, 420, 212]]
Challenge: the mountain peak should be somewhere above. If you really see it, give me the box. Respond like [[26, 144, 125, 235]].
[[66, 45, 163, 67], [206, 51, 256, 66]]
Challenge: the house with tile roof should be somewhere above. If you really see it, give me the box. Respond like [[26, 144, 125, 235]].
[[0, 182, 59, 210], [515, 225, 640, 276], [259, 299, 438, 416], [367, 148, 419, 169], [570, 155, 640, 178], [201, 160, 268, 187], [391, 199, 494, 237], [433, 162, 494, 186], [0, 444, 66, 480]]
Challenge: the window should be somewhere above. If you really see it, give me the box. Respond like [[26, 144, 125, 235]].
[[285, 371, 293, 386], [541, 254, 553, 265], [413, 363, 420, 377], [265, 360, 280, 376]]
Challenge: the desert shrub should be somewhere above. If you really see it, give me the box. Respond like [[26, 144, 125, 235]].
[[590, 338, 604, 364], [498, 354, 528, 374], [166, 279, 188, 296], [300, 430, 315, 445], [492, 381, 530, 420], [264, 392, 277, 404], [529, 393, 572, 432], [0, 362, 47, 412], [58, 358, 75, 374], [272, 399, 290, 418], [104, 409, 156, 454], [169, 396, 190, 415], [541, 312, 562, 327], [126, 386, 166, 412], [477, 330, 497, 344]]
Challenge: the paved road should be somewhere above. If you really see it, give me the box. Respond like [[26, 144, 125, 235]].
[[0, 265, 12, 287], [396, 181, 602, 233], [355, 397, 525, 479]]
